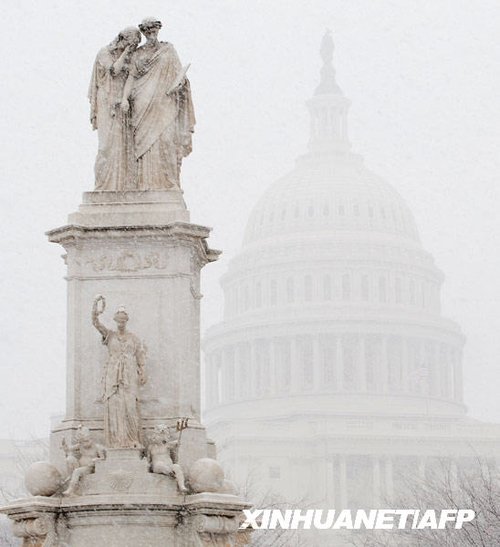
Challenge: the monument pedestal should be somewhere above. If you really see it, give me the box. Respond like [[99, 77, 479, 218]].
[[46, 190, 220, 473], [1, 448, 248, 546], [1, 190, 250, 546], [2, 493, 248, 547]]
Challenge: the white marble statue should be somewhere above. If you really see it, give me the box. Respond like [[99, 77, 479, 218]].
[[92, 296, 147, 448], [120, 17, 196, 190], [62, 425, 106, 496], [147, 424, 188, 493], [89, 27, 141, 191]]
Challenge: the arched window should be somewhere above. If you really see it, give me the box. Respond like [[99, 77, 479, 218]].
[[323, 275, 332, 301], [388, 339, 402, 392], [286, 278, 295, 303], [322, 338, 336, 386], [409, 279, 416, 304], [255, 281, 262, 308], [440, 346, 450, 399], [243, 285, 250, 311], [224, 348, 235, 401], [378, 276, 387, 303], [275, 338, 291, 392], [342, 274, 351, 301], [353, 204, 360, 216], [361, 275, 370, 301], [304, 275, 313, 302], [270, 280, 278, 306], [308, 204, 314, 217], [255, 340, 270, 397], [239, 344, 250, 398], [299, 336, 314, 388], [342, 341, 355, 391], [339, 204, 345, 216], [323, 203, 330, 216], [395, 277, 402, 304]]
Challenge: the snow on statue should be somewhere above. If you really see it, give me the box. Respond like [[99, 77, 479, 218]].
[[92, 295, 147, 449], [89, 17, 196, 191]]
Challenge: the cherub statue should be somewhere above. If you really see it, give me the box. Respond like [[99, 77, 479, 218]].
[[61, 425, 106, 496], [147, 424, 187, 493]]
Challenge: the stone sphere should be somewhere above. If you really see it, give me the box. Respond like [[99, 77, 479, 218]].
[[189, 458, 225, 493], [25, 461, 63, 497]]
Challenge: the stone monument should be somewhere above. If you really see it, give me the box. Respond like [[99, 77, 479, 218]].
[[0, 16, 249, 547]]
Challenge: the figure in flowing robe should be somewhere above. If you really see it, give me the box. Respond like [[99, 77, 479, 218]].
[[92, 296, 147, 448], [88, 27, 141, 191], [121, 17, 196, 190]]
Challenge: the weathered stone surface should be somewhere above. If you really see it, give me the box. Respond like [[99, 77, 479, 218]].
[[24, 462, 62, 497], [189, 458, 225, 493], [89, 16, 195, 192]]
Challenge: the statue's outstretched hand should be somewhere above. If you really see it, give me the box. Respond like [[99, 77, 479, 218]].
[[93, 295, 105, 315]]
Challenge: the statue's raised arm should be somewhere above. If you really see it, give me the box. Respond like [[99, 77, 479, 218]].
[[92, 295, 108, 340]]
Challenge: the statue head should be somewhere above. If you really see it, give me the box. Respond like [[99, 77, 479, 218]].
[[113, 307, 129, 331], [150, 424, 171, 445], [139, 17, 162, 39], [110, 27, 141, 51], [75, 425, 93, 448], [118, 26, 142, 48]]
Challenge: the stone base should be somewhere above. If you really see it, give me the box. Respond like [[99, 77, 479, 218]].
[[80, 448, 180, 498], [67, 189, 190, 226], [1, 492, 249, 546], [1, 447, 250, 546]]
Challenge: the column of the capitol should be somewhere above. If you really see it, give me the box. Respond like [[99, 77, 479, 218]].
[[0, 17, 250, 547]]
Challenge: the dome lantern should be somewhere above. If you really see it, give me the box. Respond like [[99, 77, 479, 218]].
[[307, 30, 352, 155]]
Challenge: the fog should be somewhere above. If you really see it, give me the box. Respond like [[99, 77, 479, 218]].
[[1, 0, 500, 440]]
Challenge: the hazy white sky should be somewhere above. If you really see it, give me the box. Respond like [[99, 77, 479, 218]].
[[1, 0, 499, 438]]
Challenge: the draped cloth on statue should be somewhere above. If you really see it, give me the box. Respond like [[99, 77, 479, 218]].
[[88, 48, 134, 191], [130, 42, 195, 189], [100, 329, 145, 448]]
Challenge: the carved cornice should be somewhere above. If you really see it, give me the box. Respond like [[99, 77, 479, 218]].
[[47, 222, 221, 267]]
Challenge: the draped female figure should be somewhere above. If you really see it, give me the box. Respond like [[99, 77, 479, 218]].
[[92, 297, 146, 448], [89, 27, 141, 190]]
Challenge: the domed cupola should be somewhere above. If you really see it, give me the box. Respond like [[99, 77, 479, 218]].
[[204, 32, 465, 425], [307, 29, 351, 155]]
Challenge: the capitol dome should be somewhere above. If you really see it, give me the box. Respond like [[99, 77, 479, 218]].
[[202, 32, 500, 518], [243, 151, 420, 247], [205, 30, 465, 423]]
